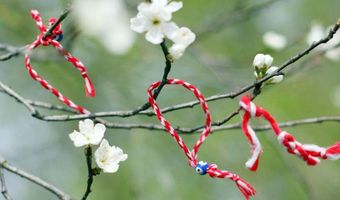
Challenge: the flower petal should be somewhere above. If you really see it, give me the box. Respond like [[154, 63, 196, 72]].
[[168, 26, 195, 47], [130, 15, 150, 33], [145, 26, 164, 44], [264, 55, 273, 67], [162, 22, 179, 39], [169, 43, 186, 59], [166, 1, 183, 13], [111, 146, 128, 162], [153, 0, 168, 6], [137, 2, 150, 12], [69, 131, 89, 147], [103, 163, 120, 173], [95, 139, 127, 173], [266, 66, 279, 74], [253, 54, 265, 68], [89, 123, 106, 145], [79, 119, 94, 135]]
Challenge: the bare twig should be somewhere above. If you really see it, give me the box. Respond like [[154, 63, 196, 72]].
[[128, 41, 173, 116], [43, 9, 70, 39], [0, 167, 13, 200], [0, 81, 40, 117], [0, 44, 27, 61], [81, 147, 94, 200], [0, 156, 72, 200], [66, 116, 340, 134]]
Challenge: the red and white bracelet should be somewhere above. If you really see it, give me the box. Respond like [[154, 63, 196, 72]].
[[240, 95, 340, 171], [24, 10, 95, 114], [148, 79, 256, 200]]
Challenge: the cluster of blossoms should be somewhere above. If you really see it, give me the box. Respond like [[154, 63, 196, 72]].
[[69, 119, 128, 173], [130, 0, 195, 60], [253, 54, 283, 84]]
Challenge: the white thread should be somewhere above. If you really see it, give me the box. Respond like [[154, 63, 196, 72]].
[[245, 125, 262, 169], [249, 102, 257, 117], [277, 131, 288, 144]]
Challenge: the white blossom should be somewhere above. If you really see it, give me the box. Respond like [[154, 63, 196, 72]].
[[306, 23, 340, 61], [169, 43, 186, 59], [95, 139, 128, 173], [325, 48, 340, 61], [263, 31, 287, 50], [306, 24, 325, 46], [266, 66, 283, 83], [168, 27, 196, 59], [168, 27, 196, 47], [253, 54, 273, 69], [69, 119, 105, 147], [130, 0, 183, 44], [73, 0, 135, 55]]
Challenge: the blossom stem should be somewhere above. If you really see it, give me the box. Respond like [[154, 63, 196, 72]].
[[153, 41, 172, 100], [81, 146, 94, 200], [131, 40, 172, 114]]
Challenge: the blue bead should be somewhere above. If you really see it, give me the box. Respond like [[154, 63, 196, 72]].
[[54, 33, 63, 42], [195, 161, 209, 175]]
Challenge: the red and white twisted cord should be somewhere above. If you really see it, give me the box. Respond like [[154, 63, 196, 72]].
[[148, 79, 256, 200], [24, 10, 95, 114], [240, 95, 340, 171]]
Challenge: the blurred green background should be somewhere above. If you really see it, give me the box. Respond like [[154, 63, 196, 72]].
[[0, 0, 340, 199]]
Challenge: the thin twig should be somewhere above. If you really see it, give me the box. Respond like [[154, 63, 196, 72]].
[[0, 167, 13, 200], [130, 41, 173, 115], [0, 81, 40, 117], [43, 9, 71, 39], [68, 116, 340, 134], [0, 156, 72, 200], [81, 147, 94, 200], [0, 44, 27, 61]]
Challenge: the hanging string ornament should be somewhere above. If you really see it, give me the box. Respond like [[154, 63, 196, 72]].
[[24, 10, 95, 114], [148, 79, 256, 200], [239, 95, 340, 171]]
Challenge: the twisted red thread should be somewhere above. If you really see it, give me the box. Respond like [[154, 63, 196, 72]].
[[148, 79, 256, 199], [24, 10, 95, 114], [240, 95, 340, 170]]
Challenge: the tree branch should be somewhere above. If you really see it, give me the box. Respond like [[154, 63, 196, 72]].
[[0, 156, 72, 200], [129, 41, 173, 115], [0, 44, 27, 61], [13, 18, 339, 123], [0, 81, 40, 117], [67, 116, 340, 134], [0, 167, 13, 200]]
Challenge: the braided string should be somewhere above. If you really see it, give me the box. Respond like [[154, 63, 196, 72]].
[[240, 95, 340, 171], [148, 79, 256, 200], [24, 10, 95, 114]]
